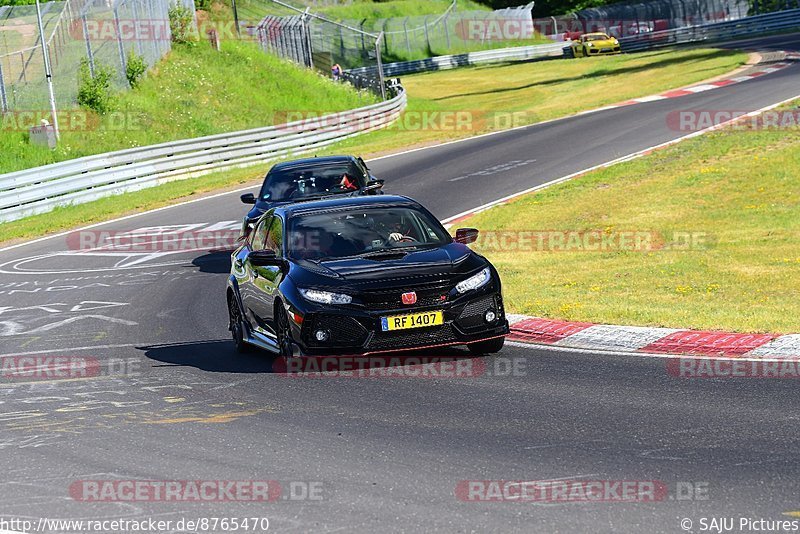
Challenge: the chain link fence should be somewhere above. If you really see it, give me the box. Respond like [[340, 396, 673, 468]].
[[249, 0, 537, 99], [0, 0, 195, 113], [253, 0, 388, 98], [539, 0, 753, 39], [343, 3, 537, 62]]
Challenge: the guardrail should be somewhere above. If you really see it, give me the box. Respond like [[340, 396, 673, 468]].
[[618, 8, 800, 52], [347, 42, 567, 77], [0, 88, 407, 223]]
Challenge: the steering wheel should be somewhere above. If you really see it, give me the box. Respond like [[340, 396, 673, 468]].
[[380, 235, 416, 247]]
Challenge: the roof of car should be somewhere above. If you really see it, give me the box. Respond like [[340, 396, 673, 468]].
[[279, 195, 419, 216], [270, 155, 357, 171], [584, 32, 610, 37]]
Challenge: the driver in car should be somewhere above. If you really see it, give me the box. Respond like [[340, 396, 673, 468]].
[[373, 214, 415, 243]]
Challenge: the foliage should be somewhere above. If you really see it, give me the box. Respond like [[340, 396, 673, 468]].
[[77, 58, 116, 114], [125, 50, 148, 88], [168, 3, 196, 44]]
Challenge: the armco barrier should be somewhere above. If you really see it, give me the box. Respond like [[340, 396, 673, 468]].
[[348, 42, 567, 77], [0, 88, 406, 223]]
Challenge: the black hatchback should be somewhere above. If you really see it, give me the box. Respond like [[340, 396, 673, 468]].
[[226, 195, 509, 358], [239, 155, 384, 232]]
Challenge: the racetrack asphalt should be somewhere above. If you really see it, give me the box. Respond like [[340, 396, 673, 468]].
[[0, 34, 799, 533]]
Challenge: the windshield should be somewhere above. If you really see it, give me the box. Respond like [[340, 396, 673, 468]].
[[260, 161, 365, 202], [584, 34, 610, 41], [287, 206, 452, 261]]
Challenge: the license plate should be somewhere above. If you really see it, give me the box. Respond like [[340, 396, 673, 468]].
[[381, 311, 444, 332]]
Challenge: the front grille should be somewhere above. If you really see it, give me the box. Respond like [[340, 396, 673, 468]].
[[359, 284, 451, 311], [456, 296, 497, 330], [304, 314, 369, 347], [366, 324, 458, 352]]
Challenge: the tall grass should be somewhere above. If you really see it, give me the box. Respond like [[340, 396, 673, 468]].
[[0, 40, 377, 173]]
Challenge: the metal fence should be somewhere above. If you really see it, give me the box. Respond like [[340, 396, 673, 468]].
[[254, 0, 389, 98], [339, 3, 537, 62], [0, 0, 195, 113], [252, 1, 538, 83], [618, 5, 800, 51], [348, 41, 567, 78], [0, 86, 407, 222]]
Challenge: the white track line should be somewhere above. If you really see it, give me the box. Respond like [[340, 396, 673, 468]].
[[1, 72, 798, 255], [442, 91, 800, 224]]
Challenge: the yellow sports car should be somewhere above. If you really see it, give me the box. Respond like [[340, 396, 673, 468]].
[[565, 32, 621, 58]]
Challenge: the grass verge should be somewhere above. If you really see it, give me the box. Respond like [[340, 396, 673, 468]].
[[463, 101, 800, 334], [0, 47, 748, 248], [0, 40, 377, 174], [335, 47, 748, 155]]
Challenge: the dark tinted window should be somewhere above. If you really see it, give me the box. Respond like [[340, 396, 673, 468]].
[[259, 161, 366, 202], [265, 216, 284, 257], [250, 213, 273, 250], [287, 206, 451, 261]]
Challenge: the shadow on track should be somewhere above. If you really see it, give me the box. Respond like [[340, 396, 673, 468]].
[[141, 339, 276, 373], [141, 339, 485, 376], [192, 251, 232, 274]]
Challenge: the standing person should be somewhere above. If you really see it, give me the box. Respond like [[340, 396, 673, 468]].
[[331, 63, 342, 81]]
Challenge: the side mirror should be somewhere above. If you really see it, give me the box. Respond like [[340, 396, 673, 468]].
[[249, 250, 283, 267], [455, 228, 479, 245], [362, 179, 385, 193], [241, 193, 257, 205]]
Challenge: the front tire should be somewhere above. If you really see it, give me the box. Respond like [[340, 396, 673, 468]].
[[228, 293, 252, 354], [275, 306, 296, 359], [467, 336, 505, 355]]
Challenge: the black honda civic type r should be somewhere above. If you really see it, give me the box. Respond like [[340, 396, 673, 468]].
[[226, 195, 509, 358]]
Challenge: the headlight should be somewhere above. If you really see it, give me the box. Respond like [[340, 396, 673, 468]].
[[456, 267, 492, 294], [299, 288, 352, 305], [586, 42, 594, 47], [613, 39, 619, 44]]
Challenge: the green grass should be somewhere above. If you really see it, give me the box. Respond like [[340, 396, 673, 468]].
[[313, 0, 490, 20], [463, 103, 800, 334], [334, 48, 748, 156], [0, 40, 377, 173], [0, 47, 749, 253], [227, 0, 546, 63]]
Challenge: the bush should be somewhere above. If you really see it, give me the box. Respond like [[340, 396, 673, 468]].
[[125, 50, 147, 88], [194, 0, 212, 11], [77, 59, 116, 114], [169, 3, 196, 44]]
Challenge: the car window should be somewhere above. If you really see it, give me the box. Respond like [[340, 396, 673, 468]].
[[250, 213, 273, 250], [287, 206, 451, 261], [259, 161, 367, 202], [265, 216, 284, 257]]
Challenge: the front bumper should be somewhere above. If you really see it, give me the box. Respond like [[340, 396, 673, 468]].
[[292, 289, 509, 356], [588, 46, 621, 54]]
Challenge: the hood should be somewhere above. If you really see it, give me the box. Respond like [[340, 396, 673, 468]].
[[289, 243, 487, 291], [587, 38, 618, 46]]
